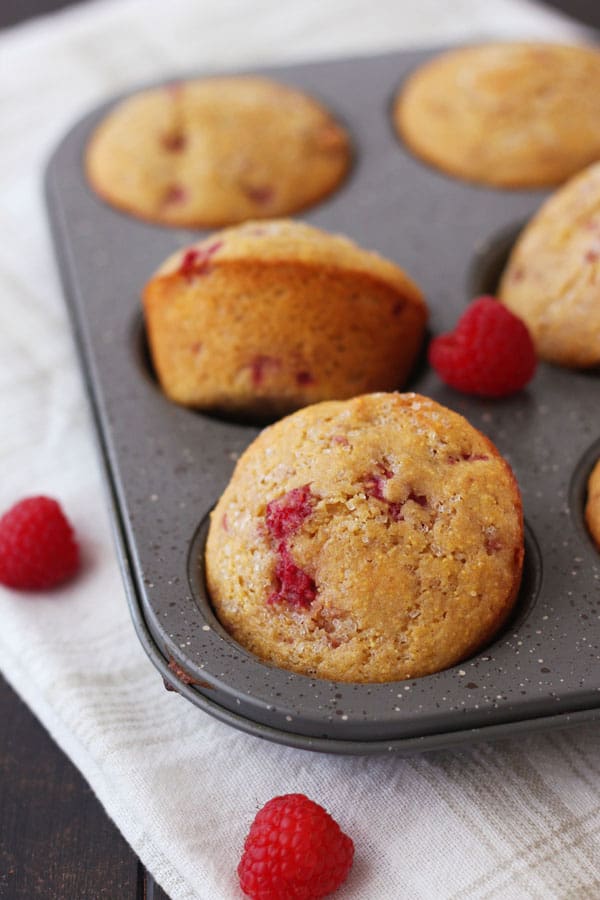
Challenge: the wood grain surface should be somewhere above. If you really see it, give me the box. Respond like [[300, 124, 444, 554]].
[[0, 674, 170, 899]]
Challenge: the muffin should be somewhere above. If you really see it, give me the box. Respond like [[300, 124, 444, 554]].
[[585, 459, 600, 550], [206, 392, 524, 682], [143, 220, 428, 417], [394, 43, 600, 188], [499, 162, 600, 367], [85, 76, 351, 227]]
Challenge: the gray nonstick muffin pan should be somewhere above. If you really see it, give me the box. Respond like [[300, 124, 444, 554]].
[[45, 48, 600, 755]]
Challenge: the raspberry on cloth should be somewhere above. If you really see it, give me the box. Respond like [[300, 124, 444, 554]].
[[0, 496, 79, 590], [238, 794, 354, 900]]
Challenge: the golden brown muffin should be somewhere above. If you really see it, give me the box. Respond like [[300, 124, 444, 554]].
[[394, 43, 600, 188], [143, 220, 428, 417], [499, 162, 600, 367], [206, 392, 524, 683], [585, 459, 600, 550], [85, 76, 351, 227]]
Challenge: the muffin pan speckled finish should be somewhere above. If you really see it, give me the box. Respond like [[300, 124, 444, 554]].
[[46, 48, 600, 754]]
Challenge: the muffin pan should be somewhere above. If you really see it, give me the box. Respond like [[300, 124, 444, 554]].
[[45, 48, 600, 754]]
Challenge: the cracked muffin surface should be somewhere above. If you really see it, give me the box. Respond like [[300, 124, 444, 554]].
[[205, 392, 524, 682], [85, 76, 351, 227]]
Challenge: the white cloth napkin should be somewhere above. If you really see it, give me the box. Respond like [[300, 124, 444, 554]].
[[1, 1, 599, 898]]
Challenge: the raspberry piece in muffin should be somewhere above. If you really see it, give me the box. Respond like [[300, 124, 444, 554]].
[[268, 544, 317, 609], [266, 486, 318, 607], [266, 485, 316, 540]]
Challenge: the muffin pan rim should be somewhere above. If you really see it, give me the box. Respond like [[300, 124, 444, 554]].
[[133, 578, 600, 756]]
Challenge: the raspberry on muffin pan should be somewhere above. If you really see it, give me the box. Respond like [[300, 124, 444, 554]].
[[428, 296, 537, 397], [143, 220, 428, 418], [85, 76, 351, 227], [206, 392, 524, 683]]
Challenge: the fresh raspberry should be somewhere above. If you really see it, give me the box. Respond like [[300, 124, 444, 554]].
[[0, 496, 80, 590], [238, 793, 354, 900], [428, 296, 537, 397]]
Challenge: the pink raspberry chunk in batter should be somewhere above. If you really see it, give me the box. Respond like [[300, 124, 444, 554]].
[[268, 543, 317, 608], [244, 185, 274, 205], [163, 184, 188, 206], [266, 484, 315, 540], [447, 452, 489, 464], [248, 355, 280, 387], [296, 370, 315, 386], [362, 465, 394, 501], [363, 466, 427, 521], [265, 486, 318, 608], [178, 241, 223, 277], [162, 132, 186, 153]]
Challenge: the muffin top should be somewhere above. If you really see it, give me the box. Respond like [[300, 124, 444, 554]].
[[499, 161, 600, 367], [394, 43, 600, 188], [86, 76, 351, 226], [206, 392, 524, 682], [154, 219, 424, 299]]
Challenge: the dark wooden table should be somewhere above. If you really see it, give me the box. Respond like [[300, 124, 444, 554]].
[[1, 1, 598, 897], [0, 674, 169, 899]]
